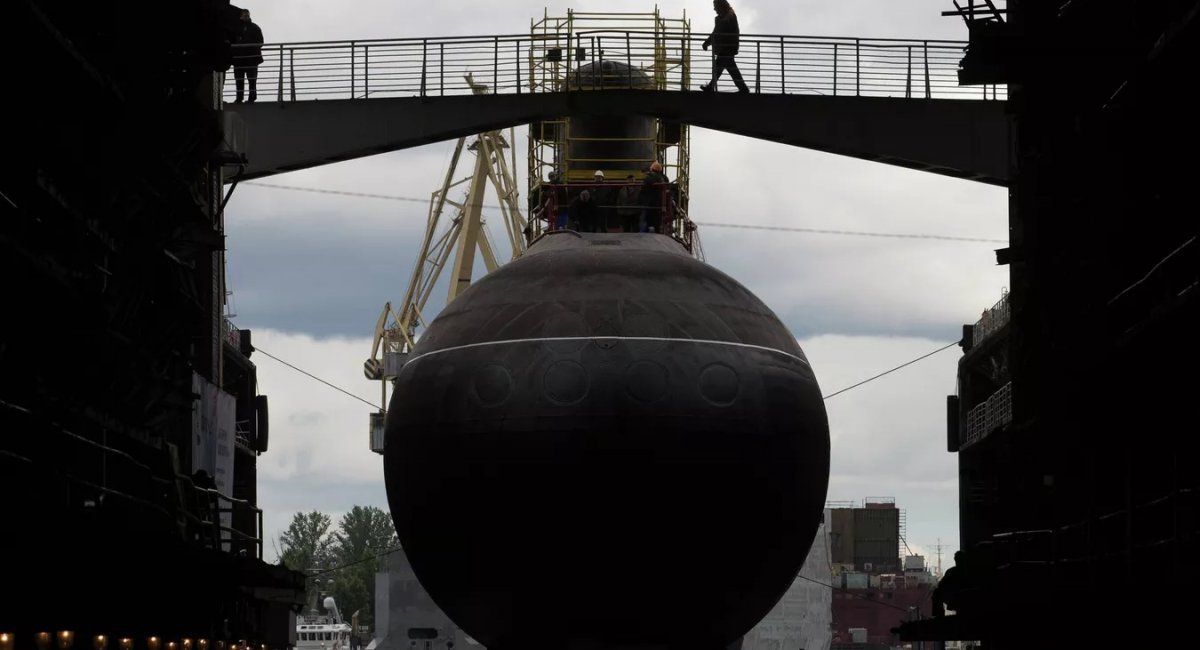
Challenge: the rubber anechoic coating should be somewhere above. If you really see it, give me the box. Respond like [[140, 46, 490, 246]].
[[385, 232, 830, 650]]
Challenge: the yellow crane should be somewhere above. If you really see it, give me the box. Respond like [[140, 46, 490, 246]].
[[363, 74, 525, 454]]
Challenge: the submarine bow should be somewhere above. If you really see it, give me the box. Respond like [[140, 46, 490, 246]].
[[383, 232, 831, 649]]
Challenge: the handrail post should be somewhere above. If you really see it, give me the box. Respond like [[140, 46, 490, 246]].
[[832, 43, 838, 96], [662, 184, 672, 232], [440, 42, 445, 96], [597, 36, 603, 90], [780, 36, 786, 94], [516, 39, 522, 93], [494, 36, 499, 92], [421, 39, 428, 97], [626, 32, 632, 88], [855, 38, 860, 96], [276, 44, 284, 102], [680, 33, 687, 90], [924, 41, 930, 98], [906, 45, 912, 98], [573, 33, 582, 90], [351, 41, 356, 99], [364, 44, 370, 98], [755, 41, 761, 93], [289, 48, 296, 101]]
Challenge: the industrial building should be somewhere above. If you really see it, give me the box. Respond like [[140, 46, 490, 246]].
[[827, 498, 904, 575], [3, 0, 306, 643], [822, 500, 933, 648], [899, 1, 1200, 646]]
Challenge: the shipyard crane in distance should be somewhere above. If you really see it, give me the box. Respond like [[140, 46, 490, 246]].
[[363, 73, 525, 454]]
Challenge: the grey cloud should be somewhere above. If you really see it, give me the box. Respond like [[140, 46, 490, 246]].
[[226, 215, 425, 337], [288, 410, 326, 426], [226, 139, 1007, 340]]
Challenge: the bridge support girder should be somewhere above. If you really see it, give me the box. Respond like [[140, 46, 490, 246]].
[[223, 91, 1008, 186]]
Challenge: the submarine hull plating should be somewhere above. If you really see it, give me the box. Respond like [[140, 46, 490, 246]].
[[384, 233, 830, 649]]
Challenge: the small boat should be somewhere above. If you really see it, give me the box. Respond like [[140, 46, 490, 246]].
[[296, 597, 353, 650]]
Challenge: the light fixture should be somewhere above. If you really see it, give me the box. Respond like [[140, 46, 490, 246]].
[[93, 636, 108, 650], [182, 639, 192, 650], [214, 642, 225, 650], [57, 632, 75, 650], [197, 640, 209, 650], [119, 639, 133, 650], [1, 633, 14, 650], [167, 642, 178, 650], [36, 633, 52, 650], [146, 637, 161, 650]]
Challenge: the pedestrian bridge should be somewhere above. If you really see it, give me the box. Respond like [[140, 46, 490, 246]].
[[222, 30, 1009, 185]]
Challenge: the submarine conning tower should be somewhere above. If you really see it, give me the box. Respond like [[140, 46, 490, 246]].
[[527, 8, 694, 249]]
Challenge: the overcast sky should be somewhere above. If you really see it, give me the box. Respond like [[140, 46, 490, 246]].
[[226, 1, 1007, 576]]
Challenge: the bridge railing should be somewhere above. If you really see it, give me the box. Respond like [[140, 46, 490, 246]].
[[224, 31, 1005, 103]]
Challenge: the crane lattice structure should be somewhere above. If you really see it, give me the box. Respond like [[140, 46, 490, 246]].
[[364, 74, 525, 453]]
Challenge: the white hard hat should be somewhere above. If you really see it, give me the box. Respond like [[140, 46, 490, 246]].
[[593, 169, 605, 178]]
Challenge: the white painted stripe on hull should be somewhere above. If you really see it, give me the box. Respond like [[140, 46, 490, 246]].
[[405, 336, 810, 367]]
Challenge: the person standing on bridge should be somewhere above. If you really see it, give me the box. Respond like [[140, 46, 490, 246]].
[[233, 8, 264, 103], [699, 0, 750, 94]]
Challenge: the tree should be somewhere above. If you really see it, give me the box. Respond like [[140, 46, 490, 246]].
[[329, 506, 397, 630], [333, 505, 397, 562], [278, 510, 335, 611]]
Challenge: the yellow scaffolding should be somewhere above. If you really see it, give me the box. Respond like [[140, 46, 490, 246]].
[[527, 7, 692, 220]]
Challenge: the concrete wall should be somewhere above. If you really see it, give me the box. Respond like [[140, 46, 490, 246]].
[[742, 508, 833, 650], [371, 548, 476, 650], [375, 514, 833, 650]]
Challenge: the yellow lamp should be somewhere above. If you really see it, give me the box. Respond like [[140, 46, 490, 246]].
[[118, 639, 134, 650], [94, 636, 109, 650], [36, 633, 53, 650], [146, 637, 161, 650], [57, 632, 75, 650], [0, 632, 14, 650]]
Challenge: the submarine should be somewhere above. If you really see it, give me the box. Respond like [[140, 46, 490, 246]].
[[383, 54, 830, 650]]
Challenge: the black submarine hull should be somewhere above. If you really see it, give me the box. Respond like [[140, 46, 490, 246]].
[[384, 232, 830, 649]]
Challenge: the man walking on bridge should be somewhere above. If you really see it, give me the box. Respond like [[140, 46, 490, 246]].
[[699, 0, 750, 94]]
